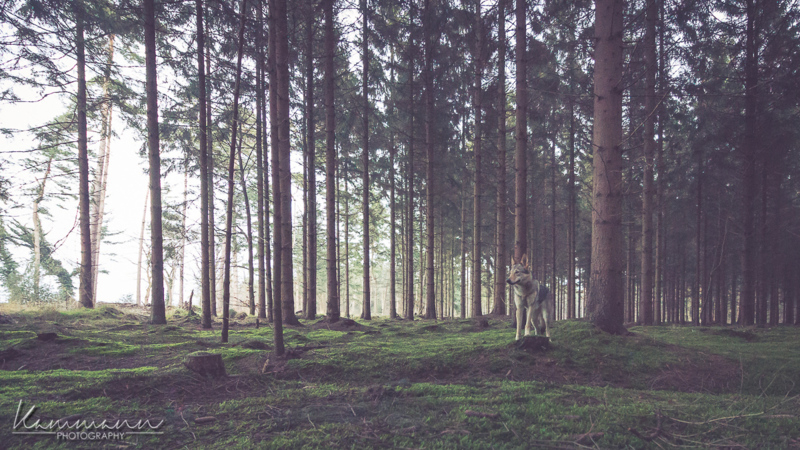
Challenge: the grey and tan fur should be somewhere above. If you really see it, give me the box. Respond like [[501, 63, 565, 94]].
[[506, 254, 552, 340]]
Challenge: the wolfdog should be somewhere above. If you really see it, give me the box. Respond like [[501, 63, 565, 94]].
[[506, 254, 552, 340]]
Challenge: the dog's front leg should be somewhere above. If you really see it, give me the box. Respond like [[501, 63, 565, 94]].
[[515, 297, 524, 341], [525, 304, 535, 337]]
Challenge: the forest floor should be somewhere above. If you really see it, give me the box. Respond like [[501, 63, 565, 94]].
[[0, 303, 799, 449]]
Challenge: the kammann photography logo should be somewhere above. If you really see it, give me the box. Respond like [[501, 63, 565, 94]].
[[12, 400, 164, 441]]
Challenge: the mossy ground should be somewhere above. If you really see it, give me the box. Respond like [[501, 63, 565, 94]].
[[1, 304, 798, 449]]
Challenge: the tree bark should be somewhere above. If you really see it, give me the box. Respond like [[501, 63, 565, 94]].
[[136, 188, 148, 307], [740, 0, 757, 326], [144, 0, 165, 322], [221, 0, 248, 343], [256, 0, 267, 321], [587, 0, 626, 334], [361, 0, 371, 320], [324, 0, 339, 322], [196, 0, 212, 329], [639, 0, 656, 325], [76, 0, 93, 309], [389, 48, 398, 319], [513, 0, 527, 263], [471, 0, 483, 319], [305, 0, 317, 320], [493, 0, 507, 316], [205, 9, 217, 317], [269, 0, 285, 353], [423, 0, 436, 320], [405, 8, 416, 321]]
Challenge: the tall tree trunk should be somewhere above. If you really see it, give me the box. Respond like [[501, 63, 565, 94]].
[[740, 0, 757, 326], [460, 194, 467, 318], [361, 0, 371, 320], [76, 0, 93, 309], [256, 0, 267, 321], [196, 0, 212, 328], [654, 0, 665, 325], [694, 150, 702, 325], [90, 35, 115, 303], [513, 0, 527, 263], [144, 0, 165, 322], [136, 188, 148, 307], [270, 0, 285, 352], [221, 0, 248, 343], [639, 0, 656, 325], [568, 98, 576, 319], [389, 48, 398, 319], [423, 0, 436, 320], [305, 0, 317, 320], [550, 136, 557, 317], [206, 11, 217, 318], [471, 0, 483, 318], [324, 0, 339, 322], [345, 180, 350, 317], [276, 0, 299, 327], [405, 10, 416, 321], [493, 0, 507, 316], [587, 0, 626, 334]]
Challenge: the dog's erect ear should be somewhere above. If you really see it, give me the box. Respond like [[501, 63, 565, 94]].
[[511, 255, 517, 266], [521, 254, 529, 269]]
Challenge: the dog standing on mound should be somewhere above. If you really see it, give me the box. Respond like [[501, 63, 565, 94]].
[[506, 254, 552, 340]]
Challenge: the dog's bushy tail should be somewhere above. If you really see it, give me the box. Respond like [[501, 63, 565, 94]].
[[536, 285, 549, 304]]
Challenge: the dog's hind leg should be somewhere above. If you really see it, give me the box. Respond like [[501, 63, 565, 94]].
[[542, 306, 551, 338]]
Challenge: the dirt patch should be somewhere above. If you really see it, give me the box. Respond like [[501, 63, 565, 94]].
[[310, 318, 373, 332], [648, 352, 740, 393]]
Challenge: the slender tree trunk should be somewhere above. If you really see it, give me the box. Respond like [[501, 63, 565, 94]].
[[493, 0, 507, 316], [324, 0, 339, 322], [423, 0, 436, 320], [76, 0, 93, 309], [269, 0, 285, 353], [180, 156, 189, 307], [91, 35, 115, 303], [256, 0, 267, 321], [639, 0, 656, 325], [361, 0, 371, 320], [693, 150, 702, 325], [32, 158, 52, 300], [568, 98, 576, 319], [550, 135, 557, 317], [389, 48, 398, 319], [206, 12, 217, 318], [144, 0, 165, 322], [221, 0, 248, 343], [305, 0, 317, 320], [238, 131, 255, 315], [405, 12, 416, 321], [513, 0, 527, 263], [740, 0, 757, 326], [588, 0, 626, 334], [460, 194, 467, 318], [471, 0, 483, 319], [136, 189, 148, 307], [196, 0, 212, 328], [345, 182, 350, 318]]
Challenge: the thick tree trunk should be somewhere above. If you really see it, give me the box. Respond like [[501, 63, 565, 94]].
[[269, 0, 285, 353], [587, 0, 626, 334], [513, 0, 527, 263], [221, 0, 248, 343], [144, 0, 165, 322]]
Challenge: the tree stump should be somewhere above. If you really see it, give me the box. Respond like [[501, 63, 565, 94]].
[[184, 352, 227, 378]]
